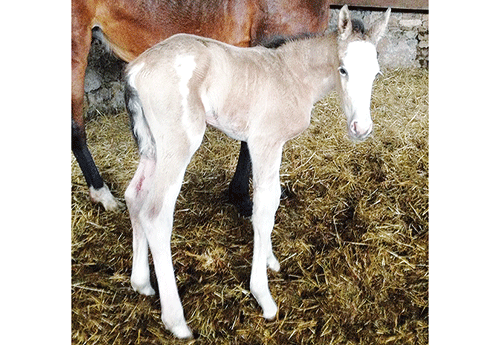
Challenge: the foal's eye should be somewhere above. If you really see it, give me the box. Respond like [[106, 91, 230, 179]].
[[338, 66, 348, 77]]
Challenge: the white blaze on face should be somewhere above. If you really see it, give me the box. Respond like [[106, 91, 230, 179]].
[[342, 41, 380, 139]]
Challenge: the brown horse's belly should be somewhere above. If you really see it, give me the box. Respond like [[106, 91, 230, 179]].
[[93, 0, 254, 62]]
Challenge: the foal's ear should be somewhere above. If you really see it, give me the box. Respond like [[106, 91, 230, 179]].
[[338, 5, 352, 40], [367, 7, 391, 44]]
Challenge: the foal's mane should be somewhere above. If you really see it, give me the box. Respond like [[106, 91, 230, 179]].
[[258, 32, 321, 49], [351, 18, 365, 35], [260, 19, 365, 49]]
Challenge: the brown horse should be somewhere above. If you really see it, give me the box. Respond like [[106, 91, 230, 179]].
[[72, 0, 330, 213]]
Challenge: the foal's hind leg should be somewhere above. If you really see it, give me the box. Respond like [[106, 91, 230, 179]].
[[144, 180, 192, 339], [248, 140, 283, 320], [148, 136, 206, 338], [130, 124, 205, 339], [125, 157, 156, 296]]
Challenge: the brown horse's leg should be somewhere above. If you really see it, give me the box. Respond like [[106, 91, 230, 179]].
[[72, 2, 121, 211], [228, 4, 330, 217], [228, 141, 253, 217]]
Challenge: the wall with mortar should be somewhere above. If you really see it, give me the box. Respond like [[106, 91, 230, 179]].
[[83, 8, 428, 118], [328, 8, 428, 69], [84, 35, 127, 118]]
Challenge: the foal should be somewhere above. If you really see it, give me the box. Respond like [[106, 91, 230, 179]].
[[124, 5, 390, 338]]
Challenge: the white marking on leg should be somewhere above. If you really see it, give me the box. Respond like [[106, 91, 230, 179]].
[[89, 183, 123, 211]]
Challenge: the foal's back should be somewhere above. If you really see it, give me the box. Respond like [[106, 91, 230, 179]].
[[128, 34, 310, 142]]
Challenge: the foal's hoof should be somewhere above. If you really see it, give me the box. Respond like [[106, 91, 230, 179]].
[[228, 192, 253, 217], [167, 322, 193, 339], [131, 281, 156, 296], [267, 255, 281, 272], [262, 302, 278, 321]]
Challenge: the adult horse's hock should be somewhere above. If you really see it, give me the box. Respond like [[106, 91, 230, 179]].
[[124, 5, 391, 338], [72, 0, 330, 214]]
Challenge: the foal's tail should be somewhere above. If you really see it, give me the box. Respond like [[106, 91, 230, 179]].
[[124, 63, 156, 159], [124, 63, 169, 218]]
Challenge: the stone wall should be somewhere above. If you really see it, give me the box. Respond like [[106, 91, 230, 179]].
[[329, 8, 429, 69], [84, 33, 127, 118], [83, 7, 429, 118]]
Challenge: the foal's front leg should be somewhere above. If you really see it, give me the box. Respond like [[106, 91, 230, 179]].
[[248, 142, 283, 320]]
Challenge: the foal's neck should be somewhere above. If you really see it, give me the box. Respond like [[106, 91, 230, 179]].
[[278, 33, 339, 102]]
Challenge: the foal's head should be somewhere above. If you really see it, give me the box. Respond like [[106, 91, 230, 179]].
[[336, 6, 391, 141]]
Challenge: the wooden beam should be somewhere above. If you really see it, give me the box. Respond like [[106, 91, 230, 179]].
[[329, 0, 428, 11]]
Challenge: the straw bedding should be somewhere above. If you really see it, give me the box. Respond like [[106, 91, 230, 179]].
[[72, 68, 428, 344]]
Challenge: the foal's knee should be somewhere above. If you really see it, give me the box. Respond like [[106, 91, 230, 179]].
[[253, 182, 281, 217]]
